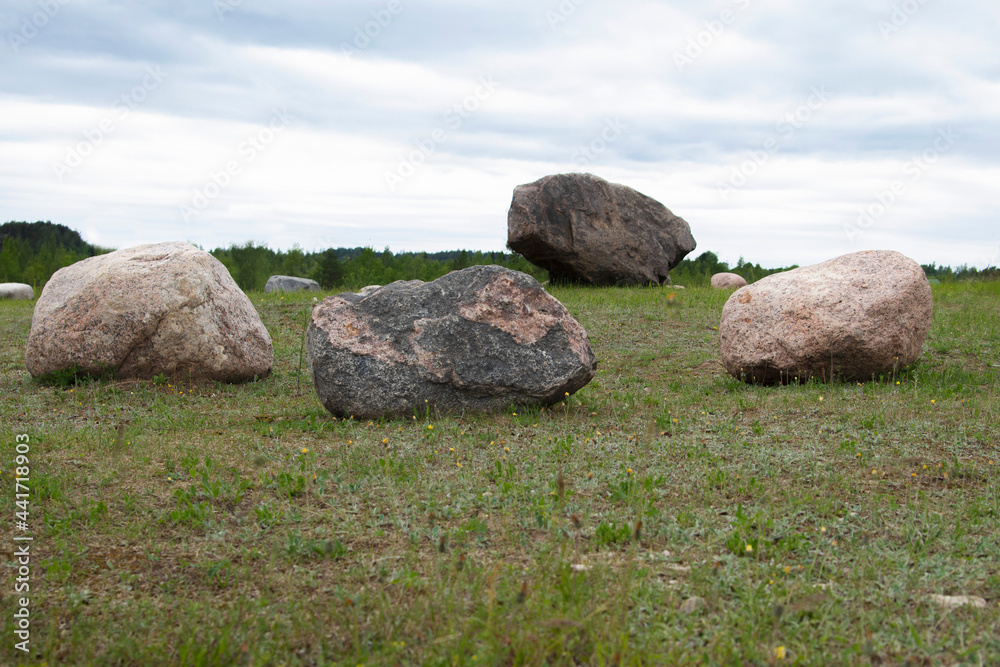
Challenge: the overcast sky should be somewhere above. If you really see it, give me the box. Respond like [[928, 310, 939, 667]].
[[2, 0, 998, 268]]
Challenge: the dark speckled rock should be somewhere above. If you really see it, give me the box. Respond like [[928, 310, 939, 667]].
[[719, 250, 932, 384], [507, 173, 696, 285], [307, 265, 597, 419], [25, 242, 273, 382]]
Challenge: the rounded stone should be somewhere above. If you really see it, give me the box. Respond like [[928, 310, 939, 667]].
[[719, 250, 932, 384], [307, 265, 598, 419], [507, 173, 696, 286], [25, 242, 273, 382], [711, 272, 747, 289], [0, 283, 34, 300]]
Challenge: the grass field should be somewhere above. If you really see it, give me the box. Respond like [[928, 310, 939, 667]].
[[2, 281, 999, 666]]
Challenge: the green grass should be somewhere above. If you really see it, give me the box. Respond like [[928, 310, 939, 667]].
[[2, 281, 999, 665]]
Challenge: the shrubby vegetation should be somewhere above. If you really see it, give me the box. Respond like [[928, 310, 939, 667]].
[[668, 251, 797, 287], [667, 252, 999, 287], [921, 261, 1000, 282], [0, 221, 113, 289], [2, 221, 997, 293], [0, 221, 543, 292], [209, 243, 545, 291]]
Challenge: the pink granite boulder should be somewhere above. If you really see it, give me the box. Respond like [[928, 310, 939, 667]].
[[25, 242, 272, 382], [719, 250, 932, 384], [711, 273, 747, 289]]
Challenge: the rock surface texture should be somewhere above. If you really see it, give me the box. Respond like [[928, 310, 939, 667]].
[[711, 273, 747, 289], [25, 242, 273, 382], [265, 275, 321, 293], [719, 250, 932, 384], [507, 173, 696, 285], [307, 265, 597, 419], [0, 283, 34, 300]]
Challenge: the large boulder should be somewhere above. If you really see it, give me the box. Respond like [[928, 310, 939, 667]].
[[307, 265, 597, 419], [711, 273, 747, 289], [507, 173, 696, 285], [719, 250, 932, 384], [265, 275, 321, 293], [0, 283, 34, 300], [25, 242, 273, 382]]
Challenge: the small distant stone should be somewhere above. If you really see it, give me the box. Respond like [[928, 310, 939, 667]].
[[711, 273, 747, 289], [679, 596, 706, 614], [927, 594, 987, 609], [0, 283, 34, 300], [265, 275, 320, 293]]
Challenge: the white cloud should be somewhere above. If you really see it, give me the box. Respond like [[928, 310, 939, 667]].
[[0, 0, 998, 268]]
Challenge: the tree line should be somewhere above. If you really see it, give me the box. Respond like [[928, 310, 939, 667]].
[[668, 251, 797, 287], [210, 243, 545, 291], [0, 221, 114, 289], [2, 221, 996, 293], [0, 221, 544, 292]]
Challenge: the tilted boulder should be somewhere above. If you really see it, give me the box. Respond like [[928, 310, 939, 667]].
[[507, 173, 696, 285], [711, 273, 747, 289], [265, 275, 321, 293], [719, 250, 932, 384], [307, 265, 597, 419], [25, 242, 273, 382], [0, 283, 34, 300]]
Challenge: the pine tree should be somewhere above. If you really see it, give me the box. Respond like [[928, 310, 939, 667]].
[[316, 250, 344, 289]]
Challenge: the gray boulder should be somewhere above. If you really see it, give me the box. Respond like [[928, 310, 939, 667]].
[[25, 242, 273, 382], [307, 265, 597, 419], [0, 283, 34, 300], [719, 250, 932, 384], [265, 275, 321, 293], [507, 173, 696, 285]]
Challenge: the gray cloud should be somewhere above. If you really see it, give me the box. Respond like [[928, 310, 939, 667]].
[[1, 0, 998, 266]]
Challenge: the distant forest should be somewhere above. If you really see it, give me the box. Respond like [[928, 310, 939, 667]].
[[0, 221, 543, 292], [2, 221, 997, 293]]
